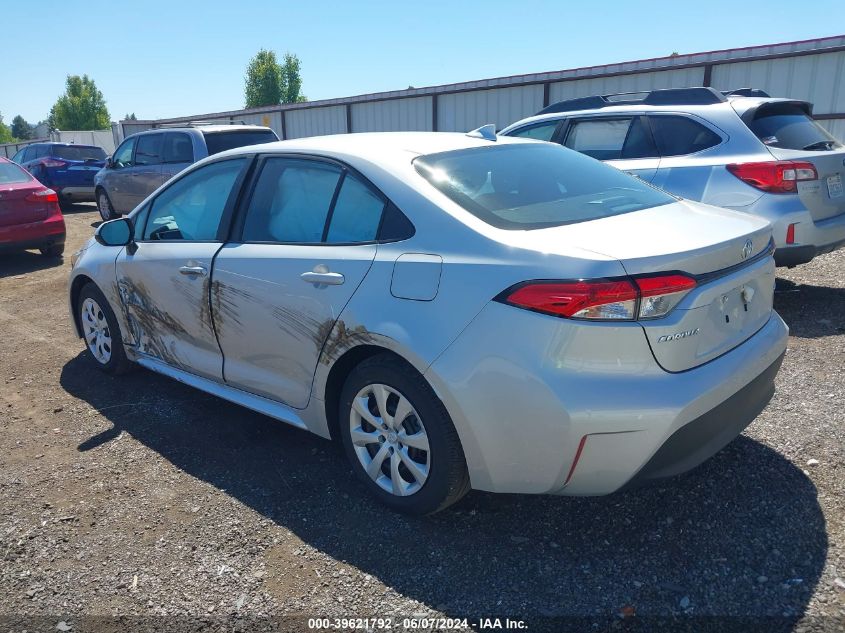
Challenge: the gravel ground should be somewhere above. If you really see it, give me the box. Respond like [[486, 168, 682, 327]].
[[0, 205, 843, 633]]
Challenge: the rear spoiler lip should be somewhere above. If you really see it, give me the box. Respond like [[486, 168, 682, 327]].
[[735, 99, 814, 125]]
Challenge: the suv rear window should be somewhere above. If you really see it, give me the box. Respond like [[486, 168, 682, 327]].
[[747, 104, 841, 151], [202, 130, 278, 155], [0, 162, 32, 184], [414, 143, 674, 230], [51, 145, 107, 161]]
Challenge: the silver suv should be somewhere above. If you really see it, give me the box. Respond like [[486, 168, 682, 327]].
[[501, 87, 845, 267], [94, 124, 278, 221]]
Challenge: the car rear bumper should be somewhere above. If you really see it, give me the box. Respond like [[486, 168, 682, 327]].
[[426, 302, 789, 495], [0, 217, 66, 252], [57, 186, 96, 202]]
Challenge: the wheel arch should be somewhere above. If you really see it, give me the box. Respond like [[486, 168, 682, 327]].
[[69, 274, 96, 337]]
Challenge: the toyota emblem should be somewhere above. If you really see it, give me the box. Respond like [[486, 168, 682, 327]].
[[741, 239, 753, 260]]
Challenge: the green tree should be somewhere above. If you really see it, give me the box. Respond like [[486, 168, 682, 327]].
[[11, 115, 31, 140], [124, 112, 137, 120], [282, 53, 304, 104], [0, 113, 13, 143], [48, 74, 111, 130], [244, 49, 284, 108]]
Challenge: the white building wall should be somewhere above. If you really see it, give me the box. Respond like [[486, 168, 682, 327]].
[[285, 106, 347, 139], [351, 97, 432, 132], [437, 85, 544, 132], [549, 67, 706, 103]]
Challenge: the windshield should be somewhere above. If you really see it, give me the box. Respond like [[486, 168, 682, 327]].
[[52, 145, 107, 161], [202, 130, 278, 155], [0, 162, 32, 184], [414, 143, 674, 230], [747, 104, 842, 151]]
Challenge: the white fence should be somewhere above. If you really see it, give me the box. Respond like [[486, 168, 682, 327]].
[[0, 129, 118, 159]]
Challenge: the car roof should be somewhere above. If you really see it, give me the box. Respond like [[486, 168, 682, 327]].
[[133, 125, 273, 135]]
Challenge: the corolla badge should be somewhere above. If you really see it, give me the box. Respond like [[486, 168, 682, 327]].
[[657, 328, 700, 343], [741, 239, 753, 260]]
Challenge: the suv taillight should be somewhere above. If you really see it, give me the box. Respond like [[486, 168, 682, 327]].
[[726, 161, 817, 193], [498, 274, 697, 321]]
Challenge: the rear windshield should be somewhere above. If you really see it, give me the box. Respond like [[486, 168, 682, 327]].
[[0, 162, 32, 184], [52, 145, 107, 161], [747, 104, 842, 151], [202, 130, 278, 155], [414, 143, 674, 230]]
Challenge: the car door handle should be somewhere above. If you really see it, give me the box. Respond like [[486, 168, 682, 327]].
[[300, 271, 345, 285], [179, 265, 207, 276]]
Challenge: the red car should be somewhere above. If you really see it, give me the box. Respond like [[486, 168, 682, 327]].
[[0, 157, 66, 257]]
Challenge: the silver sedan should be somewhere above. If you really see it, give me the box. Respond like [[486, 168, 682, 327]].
[[68, 131, 788, 514]]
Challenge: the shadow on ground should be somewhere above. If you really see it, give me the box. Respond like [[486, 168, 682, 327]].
[[61, 352, 827, 631], [775, 278, 845, 338], [0, 250, 62, 278]]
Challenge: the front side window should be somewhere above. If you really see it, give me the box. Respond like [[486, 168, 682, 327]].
[[135, 134, 163, 166], [564, 117, 657, 160], [650, 116, 721, 156], [113, 138, 136, 168], [163, 133, 194, 163], [508, 120, 560, 142], [746, 104, 841, 151], [143, 158, 246, 241], [243, 158, 342, 243], [414, 143, 674, 230]]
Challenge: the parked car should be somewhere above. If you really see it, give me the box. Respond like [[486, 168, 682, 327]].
[[501, 87, 845, 267], [95, 124, 279, 221], [0, 157, 66, 257], [69, 131, 787, 514], [12, 142, 107, 206]]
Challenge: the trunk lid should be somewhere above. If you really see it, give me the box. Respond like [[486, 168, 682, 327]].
[[523, 199, 776, 371], [0, 183, 49, 227], [45, 158, 105, 187]]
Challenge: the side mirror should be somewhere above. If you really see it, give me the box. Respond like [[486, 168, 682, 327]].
[[105, 156, 114, 169], [95, 218, 133, 247]]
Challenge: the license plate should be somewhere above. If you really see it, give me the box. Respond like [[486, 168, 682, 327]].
[[828, 174, 844, 199]]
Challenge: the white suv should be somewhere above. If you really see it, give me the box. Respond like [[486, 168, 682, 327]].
[[501, 87, 845, 267]]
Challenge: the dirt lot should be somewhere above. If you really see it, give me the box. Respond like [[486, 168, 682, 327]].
[[0, 204, 843, 632]]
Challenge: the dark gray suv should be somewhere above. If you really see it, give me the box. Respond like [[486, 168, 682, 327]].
[[94, 124, 278, 220]]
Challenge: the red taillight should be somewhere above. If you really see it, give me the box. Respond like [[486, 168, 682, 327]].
[[726, 161, 817, 193], [25, 188, 59, 203], [786, 223, 796, 245], [501, 274, 697, 321], [41, 159, 67, 168]]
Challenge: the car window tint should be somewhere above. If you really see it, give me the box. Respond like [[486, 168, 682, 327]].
[[621, 117, 658, 159], [509, 121, 560, 141], [143, 158, 245, 241], [163, 133, 194, 163], [22, 147, 34, 162], [203, 130, 278, 155], [650, 116, 722, 156], [12, 149, 25, 163], [35, 145, 50, 159], [326, 174, 385, 243], [564, 119, 631, 160], [51, 146, 106, 161], [135, 134, 163, 166], [243, 158, 342, 243], [0, 162, 32, 184], [113, 138, 136, 168], [745, 104, 841, 151]]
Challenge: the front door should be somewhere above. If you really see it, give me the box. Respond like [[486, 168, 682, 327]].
[[115, 157, 249, 380], [103, 137, 137, 213], [213, 157, 386, 408]]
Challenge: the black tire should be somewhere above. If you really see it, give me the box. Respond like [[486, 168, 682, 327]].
[[96, 189, 118, 222], [77, 282, 134, 375], [339, 354, 470, 515], [39, 243, 64, 258]]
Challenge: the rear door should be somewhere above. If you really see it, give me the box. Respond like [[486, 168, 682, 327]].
[[745, 102, 845, 221], [161, 132, 195, 182], [213, 156, 382, 408], [115, 157, 250, 380], [562, 115, 660, 181]]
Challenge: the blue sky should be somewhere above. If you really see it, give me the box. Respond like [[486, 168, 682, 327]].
[[2, 0, 842, 124]]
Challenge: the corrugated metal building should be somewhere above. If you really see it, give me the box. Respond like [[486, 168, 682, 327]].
[[120, 35, 845, 141]]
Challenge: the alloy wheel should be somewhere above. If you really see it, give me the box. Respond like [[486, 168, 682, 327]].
[[349, 383, 430, 496], [97, 191, 113, 222]]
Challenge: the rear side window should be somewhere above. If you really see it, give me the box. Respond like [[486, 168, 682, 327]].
[[508, 121, 560, 142], [51, 145, 107, 161], [415, 143, 673, 230], [243, 158, 342, 243], [163, 133, 194, 163], [11, 149, 25, 163], [650, 116, 721, 156], [746, 104, 841, 151], [326, 174, 385, 243], [0, 162, 32, 184], [135, 135, 163, 166], [203, 130, 278, 156], [564, 117, 657, 160]]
